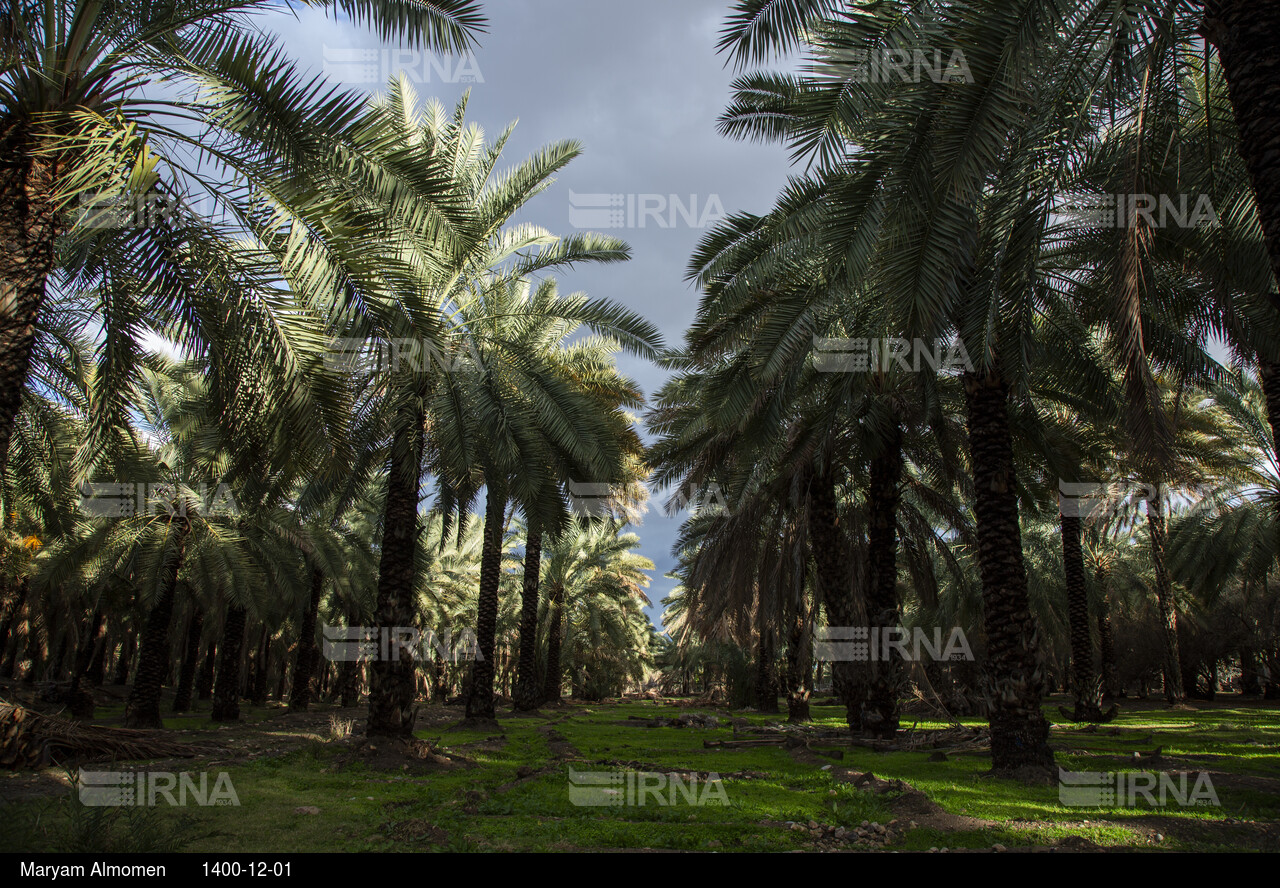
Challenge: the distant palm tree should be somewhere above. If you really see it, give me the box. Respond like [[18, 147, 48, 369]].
[[328, 85, 658, 735], [434, 276, 651, 722], [536, 519, 653, 704]]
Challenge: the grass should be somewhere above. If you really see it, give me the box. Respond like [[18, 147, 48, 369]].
[[2, 696, 1277, 852]]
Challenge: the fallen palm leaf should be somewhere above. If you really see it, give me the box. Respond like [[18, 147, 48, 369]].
[[0, 700, 213, 770]]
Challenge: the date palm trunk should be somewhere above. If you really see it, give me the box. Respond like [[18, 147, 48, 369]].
[[339, 603, 361, 707], [1146, 488, 1185, 702], [339, 659, 360, 708], [172, 606, 204, 713], [367, 402, 426, 738], [1061, 515, 1105, 721], [21, 623, 45, 683], [1240, 647, 1262, 695], [754, 604, 779, 713], [0, 577, 29, 674], [1095, 567, 1119, 700], [1204, 2, 1280, 292], [542, 582, 566, 704], [113, 634, 135, 686], [863, 426, 903, 739], [124, 521, 191, 728], [465, 484, 505, 722], [0, 127, 60, 484], [962, 368, 1054, 773], [87, 620, 108, 687], [783, 533, 814, 723], [513, 527, 544, 711], [290, 570, 325, 712], [212, 604, 247, 722], [784, 591, 814, 723], [67, 610, 105, 718], [251, 625, 270, 705], [806, 469, 866, 733], [197, 640, 217, 701]]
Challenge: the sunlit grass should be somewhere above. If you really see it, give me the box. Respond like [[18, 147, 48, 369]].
[[3, 697, 1276, 851]]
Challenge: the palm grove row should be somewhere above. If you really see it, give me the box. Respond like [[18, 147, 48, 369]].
[[2, 1, 1279, 776]]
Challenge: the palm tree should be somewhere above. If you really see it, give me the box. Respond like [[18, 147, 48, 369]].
[[1201, 1, 1280, 294], [439, 277, 651, 722], [1040, 50, 1280, 702], [1165, 372, 1280, 696], [512, 518, 547, 711], [0, 0, 486, 482], [326, 84, 658, 736], [535, 519, 653, 703], [709, 0, 1186, 770], [719, 1, 1280, 337]]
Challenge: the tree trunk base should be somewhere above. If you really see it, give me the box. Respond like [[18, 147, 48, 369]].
[[1059, 703, 1119, 724]]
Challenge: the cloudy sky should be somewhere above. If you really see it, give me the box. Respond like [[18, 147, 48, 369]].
[[259, 1, 798, 628]]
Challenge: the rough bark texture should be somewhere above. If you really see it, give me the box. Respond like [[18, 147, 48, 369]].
[[0, 577, 29, 676], [806, 470, 865, 733], [124, 522, 190, 728], [196, 640, 217, 701], [784, 598, 813, 723], [0, 576, 24, 654], [962, 369, 1054, 773], [1061, 515, 1104, 721], [513, 529, 544, 711], [46, 633, 68, 683], [250, 626, 270, 706], [1204, 2, 1280, 293], [1240, 647, 1263, 695], [1146, 492, 1185, 703], [289, 570, 324, 712], [67, 610, 105, 718], [754, 607, 779, 714], [1096, 568, 1120, 701], [863, 427, 903, 739], [542, 582, 566, 704], [212, 605, 247, 722], [339, 659, 360, 708], [367, 405, 425, 738], [339, 604, 361, 707], [1264, 650, 1280, 699], [86, 620, 108, 687], [465, 486, 505, 722], [1180, 637, 1208, 701], [21, 622, 44, 683], [172, 606, 204, 713], [308, 648, 323, 703], [0, 126, 59, 483], [113, 635, 135, 686]]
